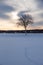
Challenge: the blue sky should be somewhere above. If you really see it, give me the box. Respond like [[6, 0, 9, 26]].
[[0, 0, 43, 30]]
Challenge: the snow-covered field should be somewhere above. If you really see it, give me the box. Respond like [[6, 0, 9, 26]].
[[0, 33, 43, 65]]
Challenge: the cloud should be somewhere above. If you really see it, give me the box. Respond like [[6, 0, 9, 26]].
[[34, 21, 43, 26], [17, 10, 29, 17], [0, 0, 14, 19], [0, 4, 14, 13], [0, 0, 43, 27], [35, 0, 43, 9], [0, 13, 10, 19], [37, 21, 43, 25], [40, 14, 43, 17]]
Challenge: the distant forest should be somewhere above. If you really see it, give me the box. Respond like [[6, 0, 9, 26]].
[[0, 29, 43, 33]]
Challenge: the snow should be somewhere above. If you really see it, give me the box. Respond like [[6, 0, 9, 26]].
[[0, 33, 43, 65]]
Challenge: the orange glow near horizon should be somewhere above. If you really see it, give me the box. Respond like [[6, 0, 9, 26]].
[[0, 19, 43, 30]]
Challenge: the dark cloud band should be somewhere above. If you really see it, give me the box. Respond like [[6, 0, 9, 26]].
[[0, 0, 15, 19]]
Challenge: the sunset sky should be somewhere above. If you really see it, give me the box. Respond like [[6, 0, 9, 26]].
[[0, 0, 43, 30]]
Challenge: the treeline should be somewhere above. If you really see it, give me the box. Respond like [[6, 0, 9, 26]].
[[0, 29, 43, 33]]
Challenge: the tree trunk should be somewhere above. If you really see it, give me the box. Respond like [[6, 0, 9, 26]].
[[25, 26, 27, 35]]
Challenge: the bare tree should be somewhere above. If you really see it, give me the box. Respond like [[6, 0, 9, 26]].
[[17, 14, 33, 33]]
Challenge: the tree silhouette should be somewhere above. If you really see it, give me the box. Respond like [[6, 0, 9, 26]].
[[17, 14, 33, 33]]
